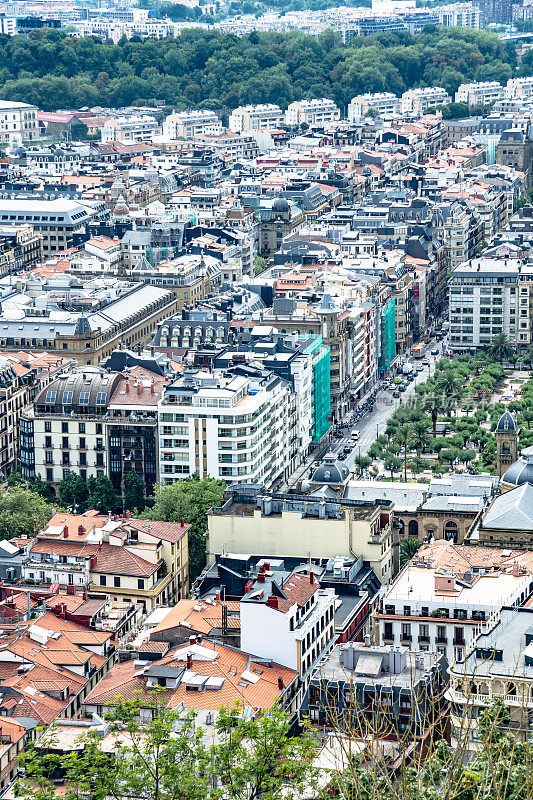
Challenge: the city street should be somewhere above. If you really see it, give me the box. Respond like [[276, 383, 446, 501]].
[[284, 336, 446, 489]]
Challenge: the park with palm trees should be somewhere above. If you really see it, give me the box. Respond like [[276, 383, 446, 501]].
[[363, 346, 533, 482]]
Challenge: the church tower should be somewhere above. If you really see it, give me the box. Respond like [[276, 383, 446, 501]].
[[495, 410, 518, 478]]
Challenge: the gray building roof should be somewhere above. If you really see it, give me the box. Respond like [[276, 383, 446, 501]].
[[482, 483, 533, 531], [502, 446, 533, 488]]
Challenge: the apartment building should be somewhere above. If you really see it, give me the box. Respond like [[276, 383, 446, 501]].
[[0, 198, 101, 257], [162, 110, 222, 139], [21, 365, 168, 496], [240, 568, 336, 708], [207, 484, 395, 583], [455, 81, 505, 106], [347, 92, 401, 121], [0, 100, 39, 144], [437, 201, 482, 269], [23, 510, 189, 611], [158, 365, 297, 488], [447, 607, 533, 747], [101, 114, 160, 143], [506, 76, 533, 99], [228, 104, 284, 133], [130, 253, 222, 311], [449, 258, 533, 350], [374, 540, 533, 667], [401, 87, 452, 114], [284, 99, 340, 127]]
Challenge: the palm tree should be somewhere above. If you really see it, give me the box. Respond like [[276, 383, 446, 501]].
[[423, 393, 445, 438], [435, 369, 460, 399], [488, 333, 514, 364], [394, 423, 414, 482], [400, 537, 421, 568], [411, 420, 430, 460]]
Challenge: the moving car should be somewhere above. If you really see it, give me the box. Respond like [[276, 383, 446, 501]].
[[392, 390, 400, 398]]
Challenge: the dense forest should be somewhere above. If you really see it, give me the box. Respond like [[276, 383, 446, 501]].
[[0, 25, 522, 111]]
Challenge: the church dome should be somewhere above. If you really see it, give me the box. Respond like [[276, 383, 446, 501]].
[[502, 446, 533, 487], [310, 453, 349, 485], [273, 196, 289, 213], [496, 410, 517, 433]]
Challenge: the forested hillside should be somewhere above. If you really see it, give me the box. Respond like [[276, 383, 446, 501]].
[[0, 25, 519, 111]]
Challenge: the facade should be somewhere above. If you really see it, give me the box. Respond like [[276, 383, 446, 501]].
[[449, 258, 533, 351], [375, 540, 533, 667], [284, 99, 340, 127], [455, 82, 505, 107], [506, 76, 533, 99], [158, 365, 298, 487], [228, 104, 284, 133], [401, 88, 452, 114], [207, 485, 395, 583], [495, 128, 533, 188], [162, 110, 222, 139], [348, 93, 401, 121], [101, 115, 160, 143], [0, 100, 39, 144], [495, 409, 519, 477], [379, 297, 396, 374]]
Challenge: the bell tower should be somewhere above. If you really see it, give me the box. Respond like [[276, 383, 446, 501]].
[[495, 410, 518, 478]]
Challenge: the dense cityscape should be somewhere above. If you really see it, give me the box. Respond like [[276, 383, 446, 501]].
[[0, 0, 529, 795]]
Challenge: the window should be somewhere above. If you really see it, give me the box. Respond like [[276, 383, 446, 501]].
[[96, 453, 104, 466], [80, 452, 87, 466], [114, 576, 120, 588], [45, 390, 56, 404], [63, 391, 73, 405], [99, 575, 106, 586], [383, 622, 393, 640], [138, 579, 145, 590], [96, 392, 106, 406], [45, 451, 53, 464], [45, 421, 51, 433], [96, 423, 102, 434], [79, 423, 85, 434], [437, 626, 446, 642], [80, 438, 85, 449], [45, 436, 52, 449], [62, 437, 69, 449], [401, 623, 411, 640], [46, 468, 53, 482], [62, 422, 68, 433], [79, 391, 90, 405]]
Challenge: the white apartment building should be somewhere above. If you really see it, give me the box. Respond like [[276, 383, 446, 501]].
[[158, 368, 296, 488], [240, 565, 336, 713], [506, 76, 533, 99], [228, 104, 284, 133], [163, 110, 222, 139], [101, 114, 160, 143], [455, 81, 505, 107], [0, 100, 39, 144], [449, 258, 533, 350], [401, 87, 452, 114], [0, 17, 16, 35], [284, 98, 340, 127], [347, 92, 401, 121], [438, 3, 480, 28], [375, 541, 533, 667]]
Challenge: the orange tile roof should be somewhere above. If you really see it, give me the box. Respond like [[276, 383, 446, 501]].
[[151, 598, 240, 637], [125, 519, 190, 544]]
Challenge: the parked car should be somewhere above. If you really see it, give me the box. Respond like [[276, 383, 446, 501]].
[[431, 347, 439, 355], [343, 445, 352, 454], [393, 390, 400, 398], [399, 384, 407, 392], [337, 452, 347, 460]]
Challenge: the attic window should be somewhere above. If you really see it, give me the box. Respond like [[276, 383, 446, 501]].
[[79, 391, 90, 404], [252, 668, 263, 675], [45, 390, 56, 404], [237, 681, 249, 688]]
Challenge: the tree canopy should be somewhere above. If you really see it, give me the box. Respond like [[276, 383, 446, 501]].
[[0, 486, 56, 539], [0, 25, 517, 111]]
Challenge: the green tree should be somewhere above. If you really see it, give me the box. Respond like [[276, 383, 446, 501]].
[[0, 487, 55, 539], [30, 475, 57, 504], [18, 698, 316, 800], [143, 475, 226, 579], [383, 453, 402, 479], [423, 392, 446, 438], [411, 419, 430, 459], [123, 470, 146, 513], [400, 536, 420, 567], [353, 454, 372, 476], [254, 255, 266, 275], [394, 423, 414, 482], [58, 472, 89, 511], [488, 332, 514, 363], [87, 474, 117, 514]]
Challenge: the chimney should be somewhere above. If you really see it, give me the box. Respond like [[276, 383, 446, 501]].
[[309, 571, 314, 585], [215, 591, 220, 602], [277, 676, 284, 690], [126, 381, 130, 393], [60, 603, 67, 619], [244, 580, 252, 593], [267, 595, 278, 609], [263, 561, 270, 572], [189, 635, 196, 646], [90, 555, 98, 570], [196, 634, 202, 644], [180, 517, 185, 527], [150, 382, 155, 395], [126, 510, 130, 519], [513, 561, 520, 577], [186, 653, 193, 670], [63, 526, 68, 538], [78, 525, 84, 536], [82, 589, 87, 600], [137, 382, 142, 396], [257, 573, 265, 583]]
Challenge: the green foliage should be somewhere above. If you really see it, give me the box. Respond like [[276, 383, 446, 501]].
[[254, 255, 266, 275], [87, 474, 117, 514], [123, 470, 146, 513], [18, 697, 316, 800], [0, 487, 56, 539], [400, 536, 421, 567], [0, 26, 517, 110], [58, 472, 89, 510], [143, 475, 225, 579], [29, 475, 57, 503]]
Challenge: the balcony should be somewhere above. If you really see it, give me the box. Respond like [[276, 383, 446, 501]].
[[436, 636, 447, 644], [418, 635, 430, 643], [400, 634, 412, 642]]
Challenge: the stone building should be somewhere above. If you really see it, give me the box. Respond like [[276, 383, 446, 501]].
[[495, 409, 519, 478]]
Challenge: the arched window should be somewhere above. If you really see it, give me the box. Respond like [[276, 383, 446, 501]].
[[502, 441, 511, 455], [444, 521, 458, 541], [408, 520, 418, 537]]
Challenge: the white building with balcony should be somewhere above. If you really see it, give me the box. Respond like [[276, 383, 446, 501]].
[[348, 92, 401, 121], [284, 99, 340, 127], [455, 81, 505, 107], [228, 104, 284, 133], [401, 87, 452, 114]]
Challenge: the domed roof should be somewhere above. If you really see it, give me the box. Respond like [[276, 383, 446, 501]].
[[502, 446, 533, 487], [54, 147, 66, 157], [310, 453, 350, 486], [496, 410, 517, 433], [273, 196, 289, 213]]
